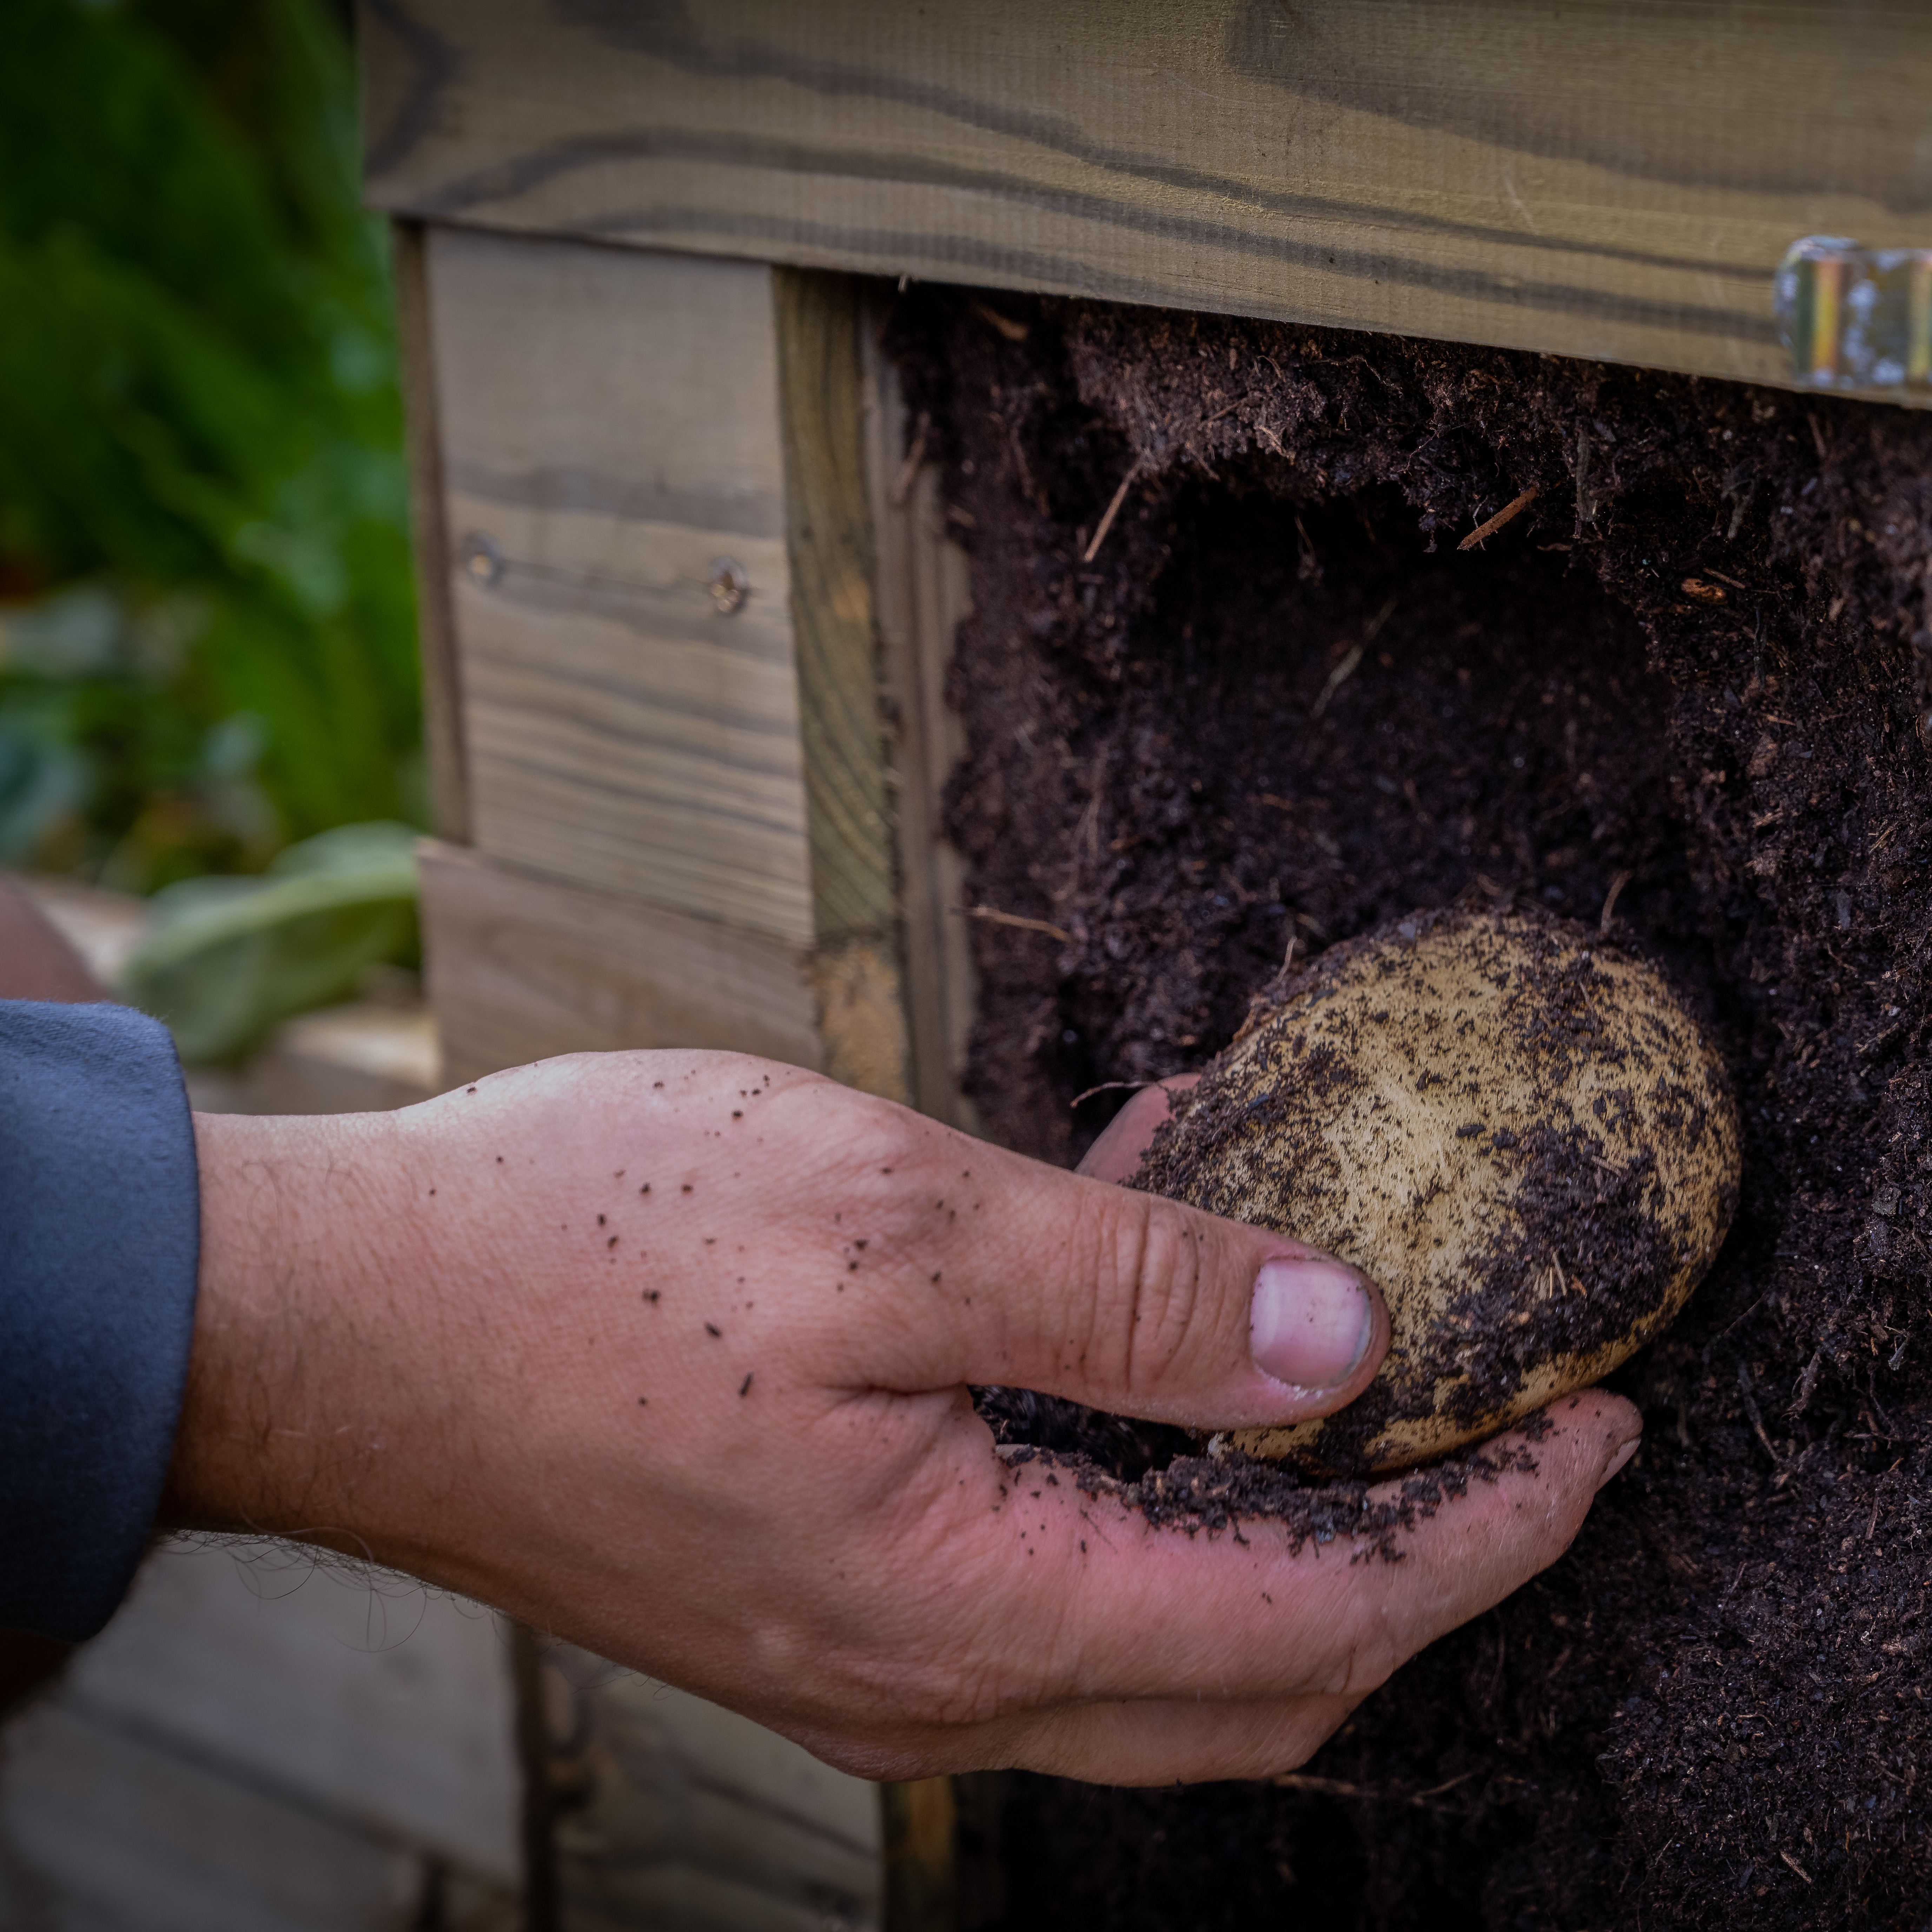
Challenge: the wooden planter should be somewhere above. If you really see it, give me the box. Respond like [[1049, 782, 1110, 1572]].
[[359, 5, 1927, 1924]]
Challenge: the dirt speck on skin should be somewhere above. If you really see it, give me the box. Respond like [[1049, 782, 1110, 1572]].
[[894, 289, 1932, 1929]]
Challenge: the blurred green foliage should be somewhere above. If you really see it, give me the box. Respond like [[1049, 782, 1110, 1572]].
[[0, 0, 422, 893], [123, 817, 419, 1061]]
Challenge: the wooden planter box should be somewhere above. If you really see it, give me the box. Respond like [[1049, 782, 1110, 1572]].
[[358, 6, 1927, 1924]]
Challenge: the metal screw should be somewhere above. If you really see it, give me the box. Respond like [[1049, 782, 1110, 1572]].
[[460, 531, 504, 589], [708, 556, 750, 615]]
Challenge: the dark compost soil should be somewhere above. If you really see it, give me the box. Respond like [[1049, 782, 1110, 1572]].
[[887, 289, 1932, 1930]]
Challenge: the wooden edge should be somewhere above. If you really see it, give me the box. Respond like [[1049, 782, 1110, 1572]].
[[881, 1776, 958, 1932], [858, 293, 981, 1137], [358, 1, 1932, 411], [508, 1621, 558, 1932], [417, 840, 820, 1083], [390, 220, 470, 842], [774, 268, 914, 1105]]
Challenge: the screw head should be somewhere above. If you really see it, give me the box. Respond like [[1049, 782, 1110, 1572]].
[[460, 531, 504, 589], [708, 556, 750, 615]]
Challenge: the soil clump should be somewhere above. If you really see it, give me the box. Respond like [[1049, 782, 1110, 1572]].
[[890, 287, 1932, 1929]]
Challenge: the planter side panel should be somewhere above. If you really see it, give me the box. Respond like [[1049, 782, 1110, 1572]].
[[363, 0, 1932, 398]]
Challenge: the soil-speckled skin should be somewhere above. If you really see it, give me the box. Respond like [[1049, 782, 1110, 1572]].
[[1133, 909, 1739, 1473]]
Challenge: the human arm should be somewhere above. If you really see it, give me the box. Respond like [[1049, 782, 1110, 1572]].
[[160, 1049, 1637, 1784]]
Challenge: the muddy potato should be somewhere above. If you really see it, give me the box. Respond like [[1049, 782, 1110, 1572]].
[[1132, 908, 1740, 1475]]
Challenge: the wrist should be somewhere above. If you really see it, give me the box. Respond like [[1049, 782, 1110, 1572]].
[[159, 1109, 427, 1552]]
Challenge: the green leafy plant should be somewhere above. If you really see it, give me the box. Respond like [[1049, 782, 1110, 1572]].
[[0, 0, 421, 892], [121, 819, 419, 1063]]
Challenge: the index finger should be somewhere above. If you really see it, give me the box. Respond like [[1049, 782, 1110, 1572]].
[[1078, 1076, 1199, 1183]]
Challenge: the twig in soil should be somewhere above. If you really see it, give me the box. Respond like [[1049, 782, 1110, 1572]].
[[1082, 461, 1142, 562], [1787, 1347, 1823, 1420], [1737, 1365, 1784, 1466], [1458, 485, 1540, 550], [1311, 596, 1398, 719], [890, 412, 930, 507], [1069, 1079, 1159, 1109], [1599, 867, 1634, 933], [1702, 1290, 1769, 1353], [1412, 1769, 1479, 1801], [1311, 644, 1364, 719], [958, 904, 1073, 943], [1779, 1849, 1812, 1885], [1272, 1772, 1461, 1810], [971, 300, 1028, 342]]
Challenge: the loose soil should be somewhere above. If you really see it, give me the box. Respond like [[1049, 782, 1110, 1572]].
[[889, 289, 1932, 1930]]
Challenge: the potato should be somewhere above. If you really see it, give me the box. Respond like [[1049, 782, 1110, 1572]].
[[1132, 908, 1740, 1475]]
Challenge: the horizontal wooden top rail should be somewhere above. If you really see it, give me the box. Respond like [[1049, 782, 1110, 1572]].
[[360, 0, 1932, 401]]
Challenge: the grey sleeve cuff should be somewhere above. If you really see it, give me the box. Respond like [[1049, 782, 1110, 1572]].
[[0, 1001, 200, 1641]]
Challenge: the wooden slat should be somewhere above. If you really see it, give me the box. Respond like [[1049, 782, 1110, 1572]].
[[418, 840, 820, 1082], [423, 226, 816, 943], [0, 1702, 424, 1932], [859, 305, 980, 1135], [60, 1541, 521, 1886], [774, 270, 896, 945], [390, 219, 470, 842], [360, 0, 1932, 400], [773, 268, 912, 1103], [536, 1645, 883, 1932], [881, 1777, 958, 1932]]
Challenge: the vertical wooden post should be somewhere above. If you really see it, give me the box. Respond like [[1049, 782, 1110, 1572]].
[[859, 296, 980, 1134], [774, 269, 913, 1104], [508, 1622, 559, 1932], [388, 219, 469, 843], [880, 1775, 959, 1932], [778, 272, 1012, 1926], [401, 234, 987, 1927]]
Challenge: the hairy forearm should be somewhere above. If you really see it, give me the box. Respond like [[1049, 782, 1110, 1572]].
[[160, 1109, 437, 1555], [160, 1078, 711, 1611]]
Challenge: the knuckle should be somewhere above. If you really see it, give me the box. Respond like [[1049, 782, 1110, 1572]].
[[780, 1088, 926, 1209], [1080, 1191, 1212, 1400]]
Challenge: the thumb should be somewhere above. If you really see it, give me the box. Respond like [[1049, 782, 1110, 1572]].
[[878, 1127, 1389, 1430]]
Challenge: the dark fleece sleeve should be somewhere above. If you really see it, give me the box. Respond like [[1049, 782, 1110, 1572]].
[[0, 1001, 199, 1641]]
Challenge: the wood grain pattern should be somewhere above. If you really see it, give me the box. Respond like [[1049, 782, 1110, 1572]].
[[424, 226, 816, 943], [418, 840, 820, 1081], [774, 268, 913, 1102], [861, 303, 980, 1135], [880, 1776, 965, 1932], [535, 1644, 882, 1932], [389, 219, 470, 841], [361, 0, 1932, 400], [0, 1704, 423, 1932], [774, 269, 896, 944]]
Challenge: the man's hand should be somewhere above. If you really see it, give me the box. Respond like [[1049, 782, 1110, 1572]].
[[163, 1052, 1638, 1785]]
